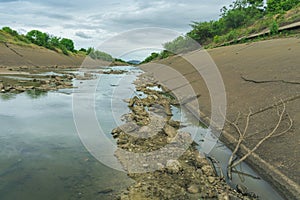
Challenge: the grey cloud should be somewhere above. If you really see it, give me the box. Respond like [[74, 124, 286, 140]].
[[0, 0, 234, 58], [0, 0, 19, 2], [26, 24, 50, 28], [33, 11, 74, 20], [75, 31, 92, 39]]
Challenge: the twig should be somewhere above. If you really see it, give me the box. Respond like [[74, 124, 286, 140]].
[[207, 156, 224, 179], [222, 101, 293, 180], [230, 101, 288, 168], [224, 109, 251, 180]]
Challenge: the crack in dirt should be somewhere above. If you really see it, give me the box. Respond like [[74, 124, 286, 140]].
[[4, 42, 24, 57], [241, 76, 300, 85], [251, 95, 300, 116]]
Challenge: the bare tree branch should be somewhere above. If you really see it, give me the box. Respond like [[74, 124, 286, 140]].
[[222, 101, 293, 180], [230, 102, 291, 169]]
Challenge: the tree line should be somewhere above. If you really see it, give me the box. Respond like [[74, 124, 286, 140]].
[[2, 27, 76, 55], [1, 27, 119, 62], [143, 0, 299, 62]]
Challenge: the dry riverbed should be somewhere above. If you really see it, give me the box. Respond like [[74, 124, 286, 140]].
[[112, 73, 257, 200]]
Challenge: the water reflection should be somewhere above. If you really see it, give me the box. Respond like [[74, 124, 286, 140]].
[[0, 93, 17, 101], [25, 90, 47, 99]]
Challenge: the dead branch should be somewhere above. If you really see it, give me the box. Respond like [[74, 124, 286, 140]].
[[207, 156, 224, 179], [224, 101, 293, 180], [223, 109, 252, 180]]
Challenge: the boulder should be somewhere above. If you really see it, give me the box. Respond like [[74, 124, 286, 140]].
[[163, 124, 177, 138], [187, 184, 199, 194], [166, 159, 181, 173]]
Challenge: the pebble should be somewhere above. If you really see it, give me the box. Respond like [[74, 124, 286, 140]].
[[187, 184, 199, 194], [166, 159, 181, 173]]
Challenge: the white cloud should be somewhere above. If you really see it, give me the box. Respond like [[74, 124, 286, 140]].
[[0, 0, 232, 59]]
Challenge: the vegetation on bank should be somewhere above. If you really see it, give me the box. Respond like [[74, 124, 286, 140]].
[[0, 27, 128, 64], [142, 0, 300, 63]]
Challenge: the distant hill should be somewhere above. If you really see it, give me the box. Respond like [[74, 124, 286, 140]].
[[127, 60, 141, 65]]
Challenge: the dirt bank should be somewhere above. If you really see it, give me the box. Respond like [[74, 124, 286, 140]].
[[140, 37, 300, 199], [0, 41, 127, 93], [0, 41, 126, 71]]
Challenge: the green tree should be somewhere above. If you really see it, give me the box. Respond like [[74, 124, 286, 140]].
[[79, 48, 87, 52], [49, 36, 60, 48], [188, 21, 217, 44], [88, 48, 113, 61], [60, 38, 74, 52], [164, 35, 199, 53], [26, 30, 49, 47], [87, 47, 94, 54], [2, 27, 18, 36], [267, 0, 300, 13]]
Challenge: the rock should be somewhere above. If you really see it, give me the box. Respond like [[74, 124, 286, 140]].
[[97, 188, 113, 194], [163, 124, 177, 138], [15, 86, 25, 92], [187, 184, 199, 194], [55, 76, 62, 81], [128, 96, 139, 107], [157, 163, 164, 170], [4, 86, 12, 92], [123, 99, 131, 103], [208, 176, 215, 184], [132, 106, 148, 116], [111, 127, 121, 138], [218, 193, 230, 200], [166, 159, 181, 173], [119, 122, 139, 133], [168, 120, 180, 128], [25, 86, 35, 90], [248, 192, 258, 198], [0, 83, 3, 90], [142, 164, 149, 168], [201, 165, 214, 176], [236, 184, 248, 195], [64, 82, 73, 87], [164, 104, 173, 116]]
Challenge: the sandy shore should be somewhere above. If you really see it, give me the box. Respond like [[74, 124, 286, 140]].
[[140, 37, 300, 199]]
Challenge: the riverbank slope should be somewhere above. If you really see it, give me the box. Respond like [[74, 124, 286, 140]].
[[140, 37, 300, 199]]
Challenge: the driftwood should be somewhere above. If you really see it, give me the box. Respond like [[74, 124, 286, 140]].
[[221, 100, 293, 180]]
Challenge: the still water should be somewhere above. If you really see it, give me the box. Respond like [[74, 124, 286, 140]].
[[0, 67, 138, 200], [0, 66, 283, 200]]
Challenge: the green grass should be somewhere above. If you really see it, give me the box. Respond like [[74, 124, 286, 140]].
[[208, 6, 300, 48]]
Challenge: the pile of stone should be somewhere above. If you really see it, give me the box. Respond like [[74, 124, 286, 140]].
[[0, 74, 75, 93], [112, 73, 256, 200]]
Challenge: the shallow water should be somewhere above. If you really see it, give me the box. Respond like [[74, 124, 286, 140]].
[[171, 106, 283, 200], [0, 66, 283, 200], [0, 67, 138, 200]]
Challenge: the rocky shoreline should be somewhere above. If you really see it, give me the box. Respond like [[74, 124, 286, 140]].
[[111, 73, 256, 200], [0, 74, 75, 93]]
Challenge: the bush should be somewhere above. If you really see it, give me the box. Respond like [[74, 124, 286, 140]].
[[270, 20, 279, 35], [226, 30, 238, 41], [2, 27, 18, 36], [60, 45, 69, 55]]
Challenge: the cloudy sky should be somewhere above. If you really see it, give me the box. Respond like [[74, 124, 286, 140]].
[[0, 0, 232, 60]]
